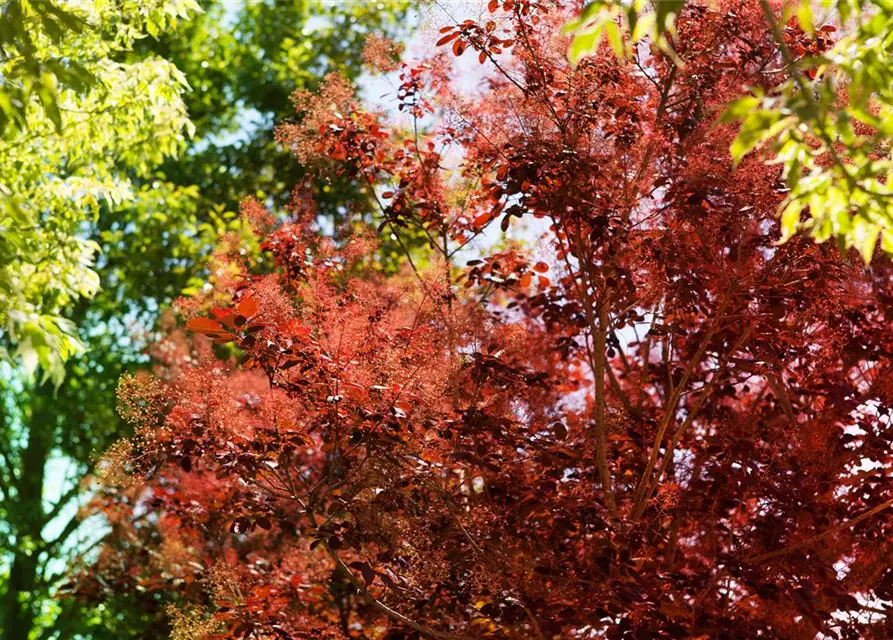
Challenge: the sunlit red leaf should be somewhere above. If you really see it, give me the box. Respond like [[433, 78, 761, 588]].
[[238, 296, 259, 319], [186, 317, 225, 335]]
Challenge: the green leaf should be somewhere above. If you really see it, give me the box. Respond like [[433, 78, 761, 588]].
[[36, 76, 62, 132], [854, 217, 880, 264], [604, 20, 624, 58], [729, 109, 789, 166], [796, 1, 815, 35], [721, 95, 762, 122], [780, 200, 803, 242], [654, 0, 685, 35], [569, 23, 605, 64], [562, 1, 609, 34]]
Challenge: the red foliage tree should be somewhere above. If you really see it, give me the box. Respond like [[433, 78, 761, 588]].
[[77, 2, 893, 638]]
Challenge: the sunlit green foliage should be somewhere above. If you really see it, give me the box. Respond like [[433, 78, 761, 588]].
[[728, 0, 893, 263], [0, 0, 200, 385], [563, 0, 684, 64]]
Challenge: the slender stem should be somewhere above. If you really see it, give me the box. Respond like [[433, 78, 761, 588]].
[[570, 222, 617, 513], [325, 546, 478, 640], [593, 288, 616, 514], [605, 360, 634, 416], [635, 326, 753, 518], [745, 496, 893, 565], [631, 296, 729, 512]]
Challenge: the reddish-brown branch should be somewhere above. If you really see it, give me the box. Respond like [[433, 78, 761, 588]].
[[325, 545, 479, 640], [745, 496, 893, 565], [636, 326, 754, 518], [631, 296, 730, 513]]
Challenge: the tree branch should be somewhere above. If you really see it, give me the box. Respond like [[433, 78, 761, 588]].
[[324, 544, 478, 640], [635, 326, 753, 518], [631, 296, 729, 512], [42, 479, 83, 527], [745, 496, 893, 565], [44, 512, 82, 552], [593, 289, 617, 514]]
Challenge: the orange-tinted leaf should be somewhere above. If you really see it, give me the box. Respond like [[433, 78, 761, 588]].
[[186, 317, 224, 335], [473, 213, 491, 228], [238, 296, 259, 319], [218, 313, 238, 329], [437, 32, 459, 47]]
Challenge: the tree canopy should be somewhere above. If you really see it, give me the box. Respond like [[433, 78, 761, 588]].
[[7, 0, 893, 638], [74, 1, 893, 638], [0, 1, 408, 639], [0, 0, 198, 385], [566, 0, 893, 262]]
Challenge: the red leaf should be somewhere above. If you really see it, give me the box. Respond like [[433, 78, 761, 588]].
[[237, 296, 258, 319], [186, 317, 224, 335], [394, 400, 411, 415], [473, 212, 491, 229], [437, 32, 459, 47], [217, 313, 238, 329]]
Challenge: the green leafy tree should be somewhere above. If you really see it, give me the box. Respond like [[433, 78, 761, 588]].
[[0, 0, 199, 385], [0, 2, 201, 637], [0, 1, 409, 639], [728, 0, 893, 263], [140, 0, 411, 217]]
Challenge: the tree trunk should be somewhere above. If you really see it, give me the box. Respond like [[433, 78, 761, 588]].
[[2, 383, 53, 640], [3, 551, 41, 640]]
